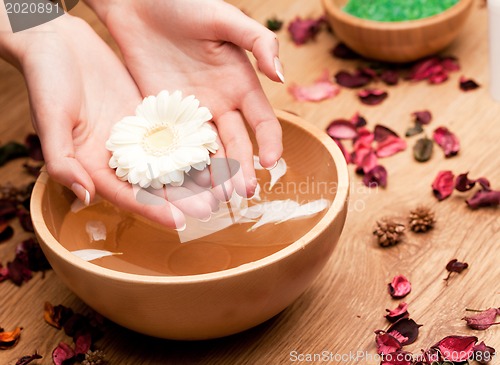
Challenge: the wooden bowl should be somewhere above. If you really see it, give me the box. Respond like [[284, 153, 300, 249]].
[[322, 0, 473, 63], [30, 110, 349, 340]]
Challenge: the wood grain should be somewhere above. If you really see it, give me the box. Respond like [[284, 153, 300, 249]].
[[0, 0, 499, 364]]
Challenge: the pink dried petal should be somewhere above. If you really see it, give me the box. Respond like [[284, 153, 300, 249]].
[[332, 139, 352, 164], [473, 341, 496, 363], [376, 135, 407, 158], [380, 351, 413, 365], [408, 57, 441, 81], [433, 335, 478, 362], [463, 308, 500, 330], [432, 170, 455, 200], [326, 119, 358, 139], [350, 112, 367, 128], [388, 275, 411, 299], [380, 70, 399, 85], [441, 56, 460, 72], [358, 89, 388, 105], [429, 70, 448, 84], [460, 76, 480, 91], [385, 303, 409, 323], [358, 66, 378, 79], [466, 189, 500, 209], [374, 125, 398, 142], [353, 128, 374, 150], [353, 146, 377, 172], [331, 42, 360, 59], [74, 332, 92, 355], [52, 342, 75, 365], [287, 16, 325, 45], [433, 126, 460, 157], [335, 70, 372, 88], [387, 318, 421, 345], [412, 110, 432, 125], [387, 330, 408, 345], [375, 331, 402, 355], [288, 71, 340, 102], [363, 165, 387, 188]]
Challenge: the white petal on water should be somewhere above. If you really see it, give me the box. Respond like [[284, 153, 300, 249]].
[[70, 195, 103, 213], [248, 200, 300, 231], [86, 220, 107, 242], [252, 183, 262, 202], [276, 199, 329, 223], [71, 249, 122, 262], [268, 158, 287, 191], [253, 155, 264, 170]]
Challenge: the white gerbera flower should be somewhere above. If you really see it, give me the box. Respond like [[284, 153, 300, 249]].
[[106, 90, 218, 189]]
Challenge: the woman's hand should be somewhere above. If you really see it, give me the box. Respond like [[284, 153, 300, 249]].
[[89, 0, 284, 198]]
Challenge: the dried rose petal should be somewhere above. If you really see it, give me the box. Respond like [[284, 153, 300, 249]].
[[375, 331, 402, 355], [433, 126, 460, 157], [446, 259, 469, 273], [52, 342, 75, 365], [432, 170, 455, 201], [358, 89, 388, 105], [326, 119, 358, 139], [332, 139, 352, 164], [388, 275, 411, 299], [353, 128, 374, 150], [17, 238, 51, 272], [374, 125, 398, 142], [376, 135, 407, 158], [466, 189, 500, 209], [385, 303, 409, 323], [387, 318, 421, 345], [288, 71, 341, 102], [413, 137, 433, 162], [429, 70, 448, 84], [354, 146, 378, 173], [17, 209, 34, 233], [22, 162, 42, 177], [335, 70, 372, 88], [460, 76, 480, 91], [0, 222, 14, 243], [363, 165, 387, 188], [388, 330, 408, 345], [7, 259, 32, 286], [441, 56, 460, 72], [380, 70, 399, 86], [25, 133, 44, 161], [0, 264, 8, 282], [287, 16, 325, 45], [350, 112, 367, 128], [0, 199, 17, 221], [331, 42, 360, 59], [462, 308, 500, 330], [44, 302, 74, 330], [380, 351, 413, 365], [455, 172, 491, 192], [472, 341, 496, 364], [15, 352, 43, 365], [433, 335, 478, 362], [412, 110, 432, 125], [0, 327, 22, 349], [74, 332, 92, 355], [408, 57, 441, 81]]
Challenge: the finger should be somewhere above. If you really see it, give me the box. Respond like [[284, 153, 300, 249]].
[[240, 89, 283, 169], [213, 3, 284, 83], [207, 123, 234, 202], [93, 168, 186, 229], [182, 176, 220, 213], [188, 167, 211, 188], [215, 110, 257, 198], [35, 113, 95, 206]]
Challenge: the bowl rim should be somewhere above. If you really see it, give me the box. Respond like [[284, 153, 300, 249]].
[[322, 0, 472, 30], [31, 110, 350, 284]]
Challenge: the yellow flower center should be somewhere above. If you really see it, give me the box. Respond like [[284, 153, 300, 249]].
[[143, 125, 177, 156]]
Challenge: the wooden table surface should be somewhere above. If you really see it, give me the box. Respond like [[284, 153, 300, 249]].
[[1, 1, 499, 364]]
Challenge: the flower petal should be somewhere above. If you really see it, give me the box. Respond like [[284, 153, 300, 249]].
[[433, 335, 478, 362], [335, 70, 372, 88], [326, 119, 358, 139], [358, 89, 388, 105], [363, 165, 387, 188], [287, 16, 325, 45], [433, 126, 460, 157], [388, 275, 411, 299], [432, 170, 455, 200], [460, 76, 480, 91], [376, 135, 407, 158], [289, 71, 341, 102]]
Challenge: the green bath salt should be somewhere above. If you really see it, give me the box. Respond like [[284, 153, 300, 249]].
[[343, 0, 460, 22]]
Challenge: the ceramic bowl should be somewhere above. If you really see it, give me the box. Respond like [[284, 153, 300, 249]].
[[31, 110, 349, 340], [322, 0, 473, 62]]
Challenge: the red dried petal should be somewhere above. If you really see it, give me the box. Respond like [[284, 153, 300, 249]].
[[7, 259, 32, 286], [363, 165, 387, 188], [466, 189, 500, 209], [358, 89, 388, 105], [74, 332, 92, 355], [380, 70, 399, 85], [354, 146, 378, 173], [289, 71, 341, 102], [17, 209, 34, 233], [433, 335, 478, 362], [462, 308, 500, 330], [412, 110, 432, 125], [408, 57, 441, 81], [287, 16, 325, 45], [446, 259, 469, 273], [353, 128, 374, 150], [25, 134, 44, 161], [429, 70, 449, 84], [374, 125, 398, 142], [441, 56, 461, 72], [332, 139, 352, 164], [388, 330, 408, 345], [387, 318, 421, 345], [455, 172, 478, 192], [52, 342, 75, 365], [326, 119, 359, 139], [385, 303, 409, 323], [380, 351, 413, 365], [375, 331, 402, 355], [335, 70, 372, 88], [0, 222, 14, 243], [376, 135, 407, 158], [331, 42, 360, 59], [15, 352, 43, 365], [433, 126, 460, 157], [472, 341, 497, 363], [388, 275, 411, 299], [350, 112, 367, 128], [432, 170, 455, 201], [460, 76, 480, 91], [0, 199, 17, 221]]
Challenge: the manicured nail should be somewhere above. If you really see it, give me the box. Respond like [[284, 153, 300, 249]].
[[274, 57, 285, 83], [174, 223, 187, 232], [265, 160, 279, 171], [71, 183, 90, 206], [199, 215, 212, 223]]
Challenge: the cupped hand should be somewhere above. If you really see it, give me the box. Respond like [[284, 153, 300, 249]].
[[101, 0, 284, 198], [13, 14, 217, 228]]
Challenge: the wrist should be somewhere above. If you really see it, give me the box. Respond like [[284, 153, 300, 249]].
[[83, 0, 127, 26]]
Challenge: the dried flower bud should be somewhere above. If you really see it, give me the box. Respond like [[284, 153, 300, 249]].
[[408, 206, 436, 233], [373, 218, 405, 247]]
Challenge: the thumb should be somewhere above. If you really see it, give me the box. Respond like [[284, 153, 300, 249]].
[[35, 114, 95, 205], [213, 3, 284, 83]]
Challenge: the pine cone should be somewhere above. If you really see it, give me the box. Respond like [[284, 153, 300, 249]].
[[373, 218, 405, 247], [408, 206, 436, 233], [82, 350, 106, 365]]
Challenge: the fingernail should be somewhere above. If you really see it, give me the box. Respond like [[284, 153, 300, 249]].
[[274, 57, 285, 83], [174, 223, 187, 232], [265, 160, 279, 171], [71, 183, 90, 206], [199, 215, 212, 223]]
